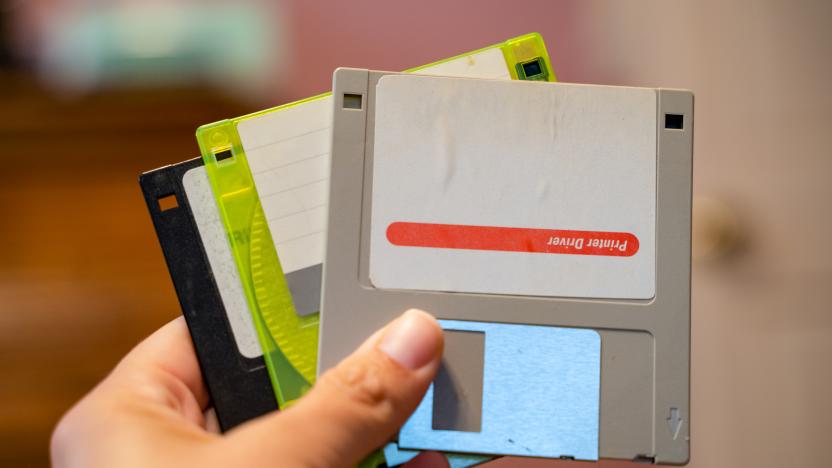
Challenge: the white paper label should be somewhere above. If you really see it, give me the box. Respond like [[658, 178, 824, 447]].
[[236, 47, 511, 275], [183, 167, 261, 358], [370, 76, 657, 299]]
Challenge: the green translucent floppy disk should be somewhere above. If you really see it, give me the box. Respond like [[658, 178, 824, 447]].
[[195, 33, 556, 409]]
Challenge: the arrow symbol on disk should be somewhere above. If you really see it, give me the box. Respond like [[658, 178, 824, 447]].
[[667, 407, 683, 440]]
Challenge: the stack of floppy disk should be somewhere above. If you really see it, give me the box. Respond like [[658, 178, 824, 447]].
[[140, 33, 692, 466]]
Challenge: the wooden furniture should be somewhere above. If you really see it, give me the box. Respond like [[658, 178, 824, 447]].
[[0, 72, 249, 468]]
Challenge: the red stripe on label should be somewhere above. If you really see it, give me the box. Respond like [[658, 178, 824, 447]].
[[386, 222, 639, 257]]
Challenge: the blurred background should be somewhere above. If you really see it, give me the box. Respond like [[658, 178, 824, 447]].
[[1, 0, 830, 467]]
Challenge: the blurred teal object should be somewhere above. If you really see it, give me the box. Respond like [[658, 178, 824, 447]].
[[37, 2, 285, 96]]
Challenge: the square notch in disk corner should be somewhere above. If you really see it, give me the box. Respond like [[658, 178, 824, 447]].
[[342, 93, 364, 110]]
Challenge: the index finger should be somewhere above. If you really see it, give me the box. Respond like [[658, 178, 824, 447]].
[[115, 316, 210, 411]]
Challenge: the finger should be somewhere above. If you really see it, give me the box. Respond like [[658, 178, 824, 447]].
[[51, 317, 213, 466], [108, 317, 210, 423], [231, 309, 444, 467]]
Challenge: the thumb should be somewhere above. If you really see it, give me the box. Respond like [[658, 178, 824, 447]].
[[230, 309, 444, 467]]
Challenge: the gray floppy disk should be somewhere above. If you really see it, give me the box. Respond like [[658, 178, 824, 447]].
[[319, 69, 692, 464]]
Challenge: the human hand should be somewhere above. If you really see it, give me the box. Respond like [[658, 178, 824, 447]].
[[51, 309, 446, 468]]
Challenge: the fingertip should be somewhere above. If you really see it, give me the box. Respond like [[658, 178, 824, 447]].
[[404, 308, 443, 334], [116, 316, 210, 410], [378, 309, 444, 370]]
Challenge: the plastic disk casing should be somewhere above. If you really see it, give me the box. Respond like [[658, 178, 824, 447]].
[[194, 33, 556, 409]]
